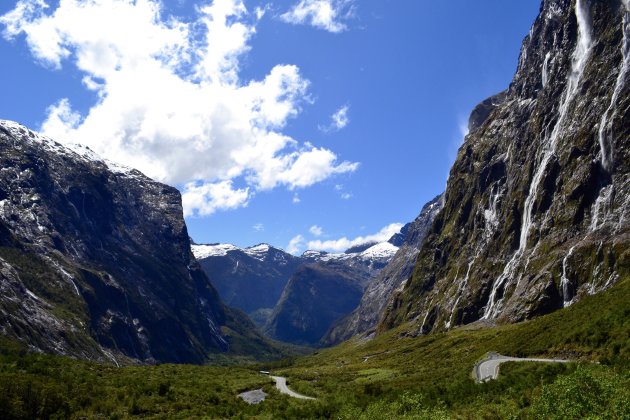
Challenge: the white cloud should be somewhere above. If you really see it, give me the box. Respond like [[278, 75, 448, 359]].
[[309, 225, 323, 236], [253, 223, 264, 232], [292, 193, 301, 203], [280, 0, 355, 33], [286, 234, 305, 254], [307, 222, 402, 253], [1, 0, 358, 216], [340, 192, 352, 200], [181, 180, 249, 217], [320, 104, 349, 133]]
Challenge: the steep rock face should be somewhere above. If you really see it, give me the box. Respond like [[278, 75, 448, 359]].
[[264, 264, 364, 345], [323, 194, 444, 345], [381, 0, 630, 334], [0, 121, 273, 364], [192, 243, 301, 325]]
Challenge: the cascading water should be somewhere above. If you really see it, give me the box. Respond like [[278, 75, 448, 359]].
[[483, 0, 593, 320], [446, 259, 474, 329], [542, 52, 551, 88], [597, 0, 630, 172], [590, 184, 614, 231], [560, 245, 576, 306]]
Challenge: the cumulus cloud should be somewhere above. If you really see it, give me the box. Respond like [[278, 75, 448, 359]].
[[181, 180, 249, 217], [319, 104, 349, 133], [286, 234, 304, 254], [306, 222, 402, 253], [1, 0, 358, 216], [309, 225, 323, 236], [281, 0, 355, 33]]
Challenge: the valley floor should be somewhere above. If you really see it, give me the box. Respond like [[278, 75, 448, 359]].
[[0, 277, 628, 419]]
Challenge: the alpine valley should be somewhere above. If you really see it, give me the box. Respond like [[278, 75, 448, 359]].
[[0, 0, 629, 418]]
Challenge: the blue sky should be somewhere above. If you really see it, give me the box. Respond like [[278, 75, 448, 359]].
[[0, 0, 540, 254]]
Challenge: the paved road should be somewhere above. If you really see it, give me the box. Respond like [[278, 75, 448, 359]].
[[270, 376, 315, 400], [475, 352, 570, 382]]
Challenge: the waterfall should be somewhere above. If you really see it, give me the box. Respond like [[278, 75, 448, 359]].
[[560, 245, 577, 306], [542, 52, 551, 88], [520, 0, 592, 252], [597, 0, 630, 172], [590, 184, 614, 231], [446, 259, 474, 329], [483, 0, 593, 320]]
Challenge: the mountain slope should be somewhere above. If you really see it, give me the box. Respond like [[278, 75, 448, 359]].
[[0, 120, 278, 364], [263, 264, 365, 345], [324, 194, 444, 344], [381, 0, 630, 334], [192, 243, 301, 325], [193, 235, 400, 331]]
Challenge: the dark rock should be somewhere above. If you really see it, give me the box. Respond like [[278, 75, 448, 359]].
[[380, 0, 630, 334]]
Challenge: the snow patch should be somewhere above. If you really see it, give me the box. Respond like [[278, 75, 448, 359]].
[[192, 243, 240, 259], [360, 242, 398, 259], [0, 120, 141, 178]]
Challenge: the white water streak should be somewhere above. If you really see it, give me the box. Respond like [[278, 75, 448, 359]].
[[590, 184, 614, 231], [520, 0, 592, 252], [542, 52, 551, 88], [446, 259, 474, 329], [484, 0, 593, 320], [560, 245, 577, 306], [597, 0, 630, 171]]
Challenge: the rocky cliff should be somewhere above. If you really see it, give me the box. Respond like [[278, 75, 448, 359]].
[[381, 0, 630, 334], [192, 243, 302, 325], [324, 194, 444, 344], [0, 120, 276, 364], [263, 264, 365, 345]]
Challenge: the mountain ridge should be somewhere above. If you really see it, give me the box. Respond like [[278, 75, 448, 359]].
[[380, 0, 630, 335], [0, 119, 280, 364]]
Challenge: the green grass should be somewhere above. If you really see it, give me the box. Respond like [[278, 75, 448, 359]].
[[0, 277, 627, 418]]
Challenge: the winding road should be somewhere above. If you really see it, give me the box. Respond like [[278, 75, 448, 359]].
[[270, 375, 316, 400], [475, 352, 570, 382]]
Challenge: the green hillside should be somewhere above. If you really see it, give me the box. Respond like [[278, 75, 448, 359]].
[[1, 276, 627, 419]]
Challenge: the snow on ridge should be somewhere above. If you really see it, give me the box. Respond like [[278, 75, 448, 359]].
[[0, 120, 140, 177], [192, 243, 240, 259], [359, 242, 398, 259], [243, 243, 273, 261]]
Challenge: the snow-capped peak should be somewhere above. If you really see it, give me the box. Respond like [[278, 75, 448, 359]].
[[192, 243, 240, 259], [359, 242, 398, 259], [243, 243, 273, 261]]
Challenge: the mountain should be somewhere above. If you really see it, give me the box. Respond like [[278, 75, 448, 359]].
[[262, 264, 364, 345], [262, 241, 400, 345], [192, 243, 301, 325], [380, 0, 630, 334], [323, 194, 444, 344], [0, 120, 278, 364], [193, 236, 400, 333]]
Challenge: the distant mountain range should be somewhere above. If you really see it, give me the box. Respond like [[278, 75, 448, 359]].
[[192, 232, 402, 345]]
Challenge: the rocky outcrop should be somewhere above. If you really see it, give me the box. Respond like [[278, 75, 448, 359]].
[[0, 120, 277, 364], [381, 0, 630, 334], [263, 264, 364, 345], [192, 243, 302, 325], [323, 194, 444, 344]]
